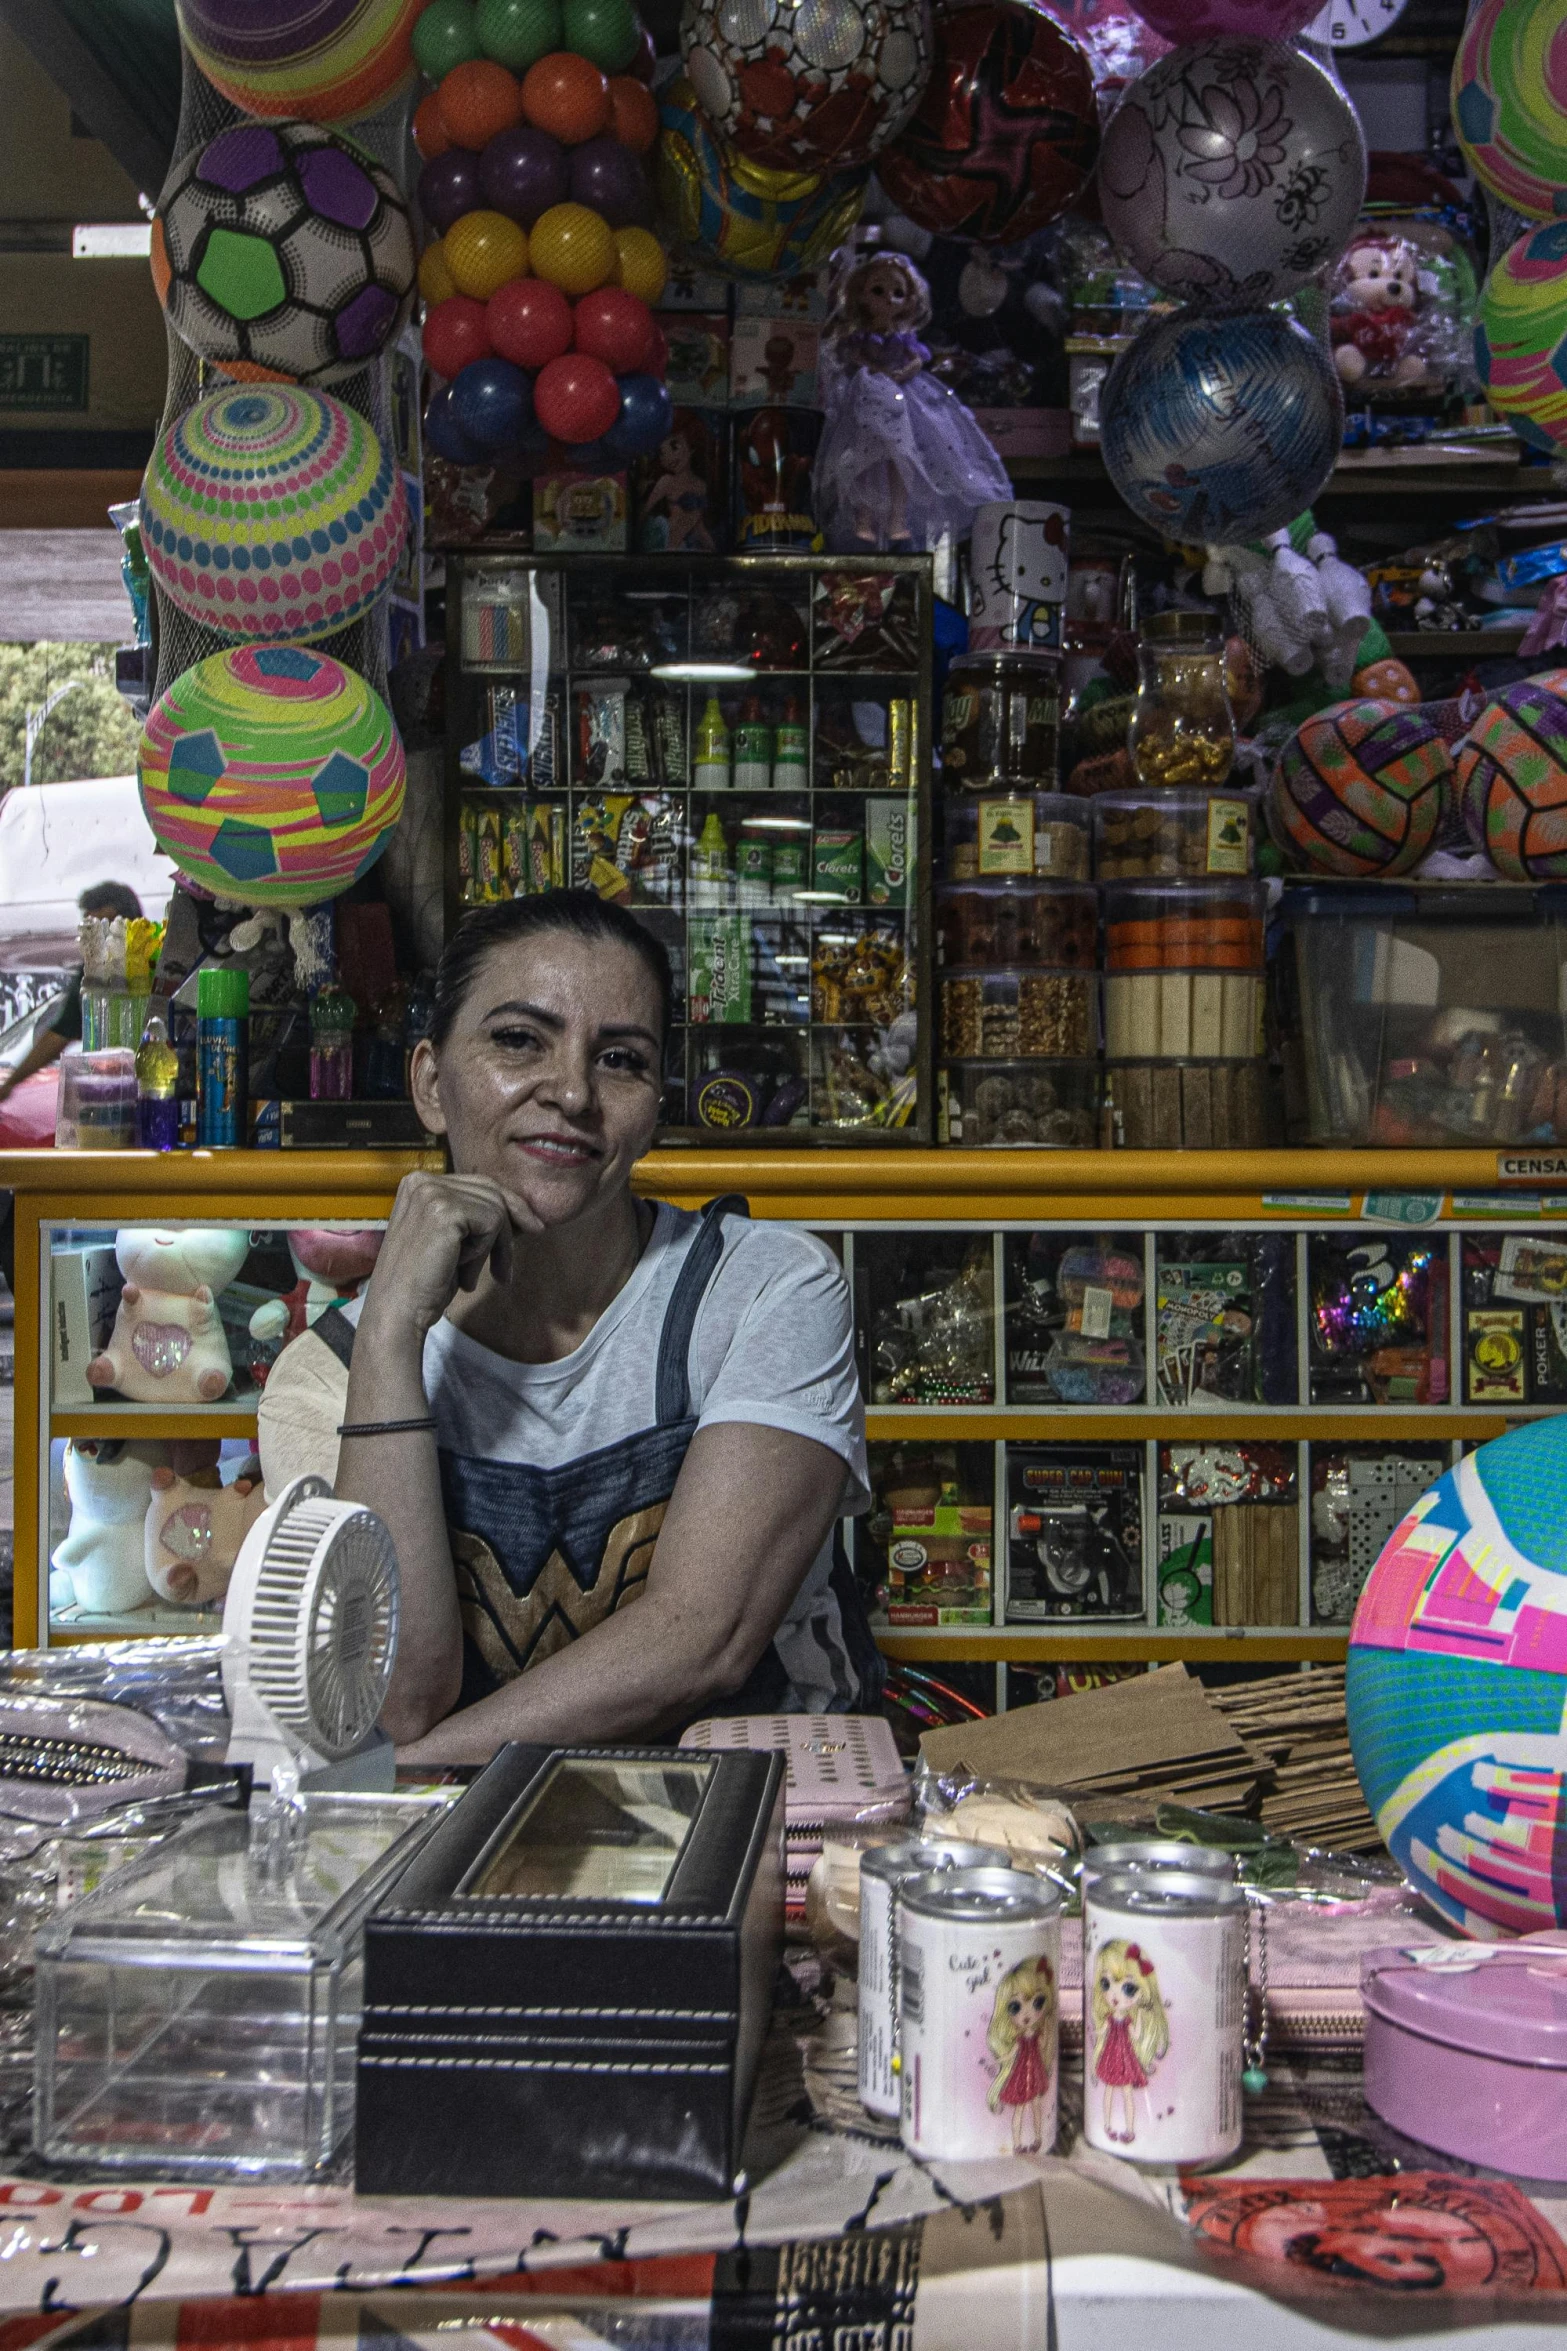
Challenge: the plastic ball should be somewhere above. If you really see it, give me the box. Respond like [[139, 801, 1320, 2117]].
[[480, 120, 571, 219], [612, 222, 667, 301], [138, 644, 405, 906], [418, 145, 483, 229], [534, 349, 620, 439], [422, 291, 492, 375], [655, 81, 863, 277], [437, 57, 524, 147], [561, 0, 639, 71], [604, 369, 672, 457], [629, 22, 656, 80], [573, 284, 653, 369], [1100, 308, 1343, 543], [443, 206, 530, 293], [1476, 223, 1567, 449], [1099, 40, 1366, 309], [489, 273, 574, 363], [418, 237, 457, 300], [1132, 0, 1317, 35], [681, 0, 932, 174], [476, 0, 561, 67], [877, 2, 1095, 244], [522, 50, 611, 143], [606, 75, 659, 152], [425, 378, 486, 461], [1456, 669, 1567, 878], [412, 0, 480, 77], [569, 134, 651, 226], [1268, 700, 1451, 878], [1354, 657, 1422, 709], [175, 0, 420, 122], [451, 353, 534, 447], [1453, 0, 1567, 223], [414, 91, 453, 157], [529, 200, 616, 292]]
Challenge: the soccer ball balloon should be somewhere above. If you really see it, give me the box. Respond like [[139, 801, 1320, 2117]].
[[657, 78, 866, 277], [1268, 700, 1451, 878], [1456, 669, 1567, 878], [153, 120, 416, 385], [680, 0, 932, 175], [1452, 0, 1567, 223], [1476, 222, 1567, 450]]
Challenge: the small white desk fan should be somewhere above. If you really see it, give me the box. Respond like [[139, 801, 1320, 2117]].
[[222, 1476, 400, 1792]]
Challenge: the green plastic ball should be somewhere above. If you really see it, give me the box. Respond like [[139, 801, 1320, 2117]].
[[412, 0, 482, 78], [476, 0, 563, 66], [561, 0, 639, 73]]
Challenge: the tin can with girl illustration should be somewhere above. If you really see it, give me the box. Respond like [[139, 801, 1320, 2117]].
[[897, 1865, 1061, 2159], [858, 1836, 1009, 2118], [1083, 1870, 1246, 2167]]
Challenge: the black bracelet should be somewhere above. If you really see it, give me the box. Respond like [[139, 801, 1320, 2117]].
[[336, 1415, 438, 1437]]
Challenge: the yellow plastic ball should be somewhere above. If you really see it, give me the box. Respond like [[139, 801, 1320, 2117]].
[[443, 209, 530, 299], [418, 239, 457, 304], [528, 202, 616, 296], [613, 224, 667, 305]]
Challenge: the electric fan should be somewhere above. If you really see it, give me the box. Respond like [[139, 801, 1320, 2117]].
[[222, 1476, 400, 1791]]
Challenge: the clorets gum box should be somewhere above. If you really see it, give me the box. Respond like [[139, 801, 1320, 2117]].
[[1361, 1932, 1567, 2180]]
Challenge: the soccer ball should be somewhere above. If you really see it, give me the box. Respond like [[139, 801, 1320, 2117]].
[[152, 119, 416, 385], [1268, 699, 1451, 878], [679, 0, 932, 175], [1457, 669, 1567, 878]]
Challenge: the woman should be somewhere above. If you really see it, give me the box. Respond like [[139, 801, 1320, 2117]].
[[257, 890, 876, 1763]]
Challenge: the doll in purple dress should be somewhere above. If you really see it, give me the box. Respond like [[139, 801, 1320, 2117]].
[[814, 251, 1011, 555]]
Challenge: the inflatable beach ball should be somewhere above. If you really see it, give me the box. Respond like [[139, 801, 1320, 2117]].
[[138, 645, 405, 905], [176, 0, 420, 122], [1452, 0, 1567, 223], [141, 384, 406, 642], [1348, 1416, 1567, 1937], [1477, 223, 1567, 450]]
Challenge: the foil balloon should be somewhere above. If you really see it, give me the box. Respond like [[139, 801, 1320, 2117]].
[[679, 0, 932, 175], [1100, 308, 1343, 544], [1476, 222, 1567, 448], [1312, 1241, 1432, 1358], [1131, 0, 1318, 36], [1452, 0, 1567, 223], [656, 78, 866, 277], [1098, 40, 1366, 309]]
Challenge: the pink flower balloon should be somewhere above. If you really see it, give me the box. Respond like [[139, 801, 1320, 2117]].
[[1133, 0, 1320, 39]]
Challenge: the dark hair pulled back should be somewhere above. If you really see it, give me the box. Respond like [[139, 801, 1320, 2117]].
[[429, 891, 674, 1054]]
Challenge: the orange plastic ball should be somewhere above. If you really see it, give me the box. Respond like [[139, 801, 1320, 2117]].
[[613, 224, 666, 304], [605, 75, 658, 154], [418, 238, 458, 303], [529, 201, 615, 294], [414, 91, 452, 159], [437, 58, 524, 149], [521, 50, 610, 144], [444, 208, 530, 296]]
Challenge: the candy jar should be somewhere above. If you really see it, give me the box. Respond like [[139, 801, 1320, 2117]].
[[1127, 610, 1236, 789]]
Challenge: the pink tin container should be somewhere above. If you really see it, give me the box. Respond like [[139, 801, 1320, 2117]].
[[1361, 1933, 1567, 2180]]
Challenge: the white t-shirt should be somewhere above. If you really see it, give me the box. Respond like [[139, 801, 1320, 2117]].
[[257, 1203, 872, 1711]]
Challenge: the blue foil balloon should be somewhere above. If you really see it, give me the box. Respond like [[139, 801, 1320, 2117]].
[[451, 356, 533, 453], [605, 373, 674, 460], [424, 381, 485, 465]]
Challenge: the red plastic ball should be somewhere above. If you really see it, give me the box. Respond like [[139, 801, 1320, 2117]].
[[534, 350, 620, 441], [488, 275, 574, 367], [414, 92, 452, 159], [438, 58, 525, 149], [605, 75, 658, 153], [628, 23, 656, 81], [521, 50, 610, 144], [573, 286, 653, 371], [423, 293, 494, 378]]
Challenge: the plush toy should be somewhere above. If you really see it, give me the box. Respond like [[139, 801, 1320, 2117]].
[[87, 1227, 251, 1403], [1331, 236, 1425, 388], [247, 1226, 383, 1368], [50, 1438, 167, 1616], [145, 1440, 266, 1607]]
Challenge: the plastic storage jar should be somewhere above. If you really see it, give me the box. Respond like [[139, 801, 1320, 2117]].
[[1092, 787, 1253, 880], [1106, 1058, 1266, 1150], [936, 881, 1097, 970], [1127, 609, 1235, 789], [940, 1060, 1101, 1146], [944, 791, 1090, 880], [940, 651, 1061, 789], [1361, 1935, 1567, 2182], [941, 969, 1098, 1059]]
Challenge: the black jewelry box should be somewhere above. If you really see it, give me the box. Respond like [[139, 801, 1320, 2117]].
[[355, 1743, 785, 2201]]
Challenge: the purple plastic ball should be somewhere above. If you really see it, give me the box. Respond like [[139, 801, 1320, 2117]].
[[418, 148, 483, 234], [568, 135, 651, 229], [479, 123, 570, 224], [425, 382, 485, 466]]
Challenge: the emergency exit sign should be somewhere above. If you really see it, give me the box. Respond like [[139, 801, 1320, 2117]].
[[0, 334, 88, 410]]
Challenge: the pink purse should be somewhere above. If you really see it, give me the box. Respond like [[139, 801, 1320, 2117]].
[[681, 1715, 910, 1912]]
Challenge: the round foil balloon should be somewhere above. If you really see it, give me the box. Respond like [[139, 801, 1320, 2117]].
[[657, 78, 866, 276], [176, 0, 419, 120], [679, 0, 932, 175], [876, 1, 1096, 245], [1131, 0, 1317, 35], [1100, 308, 1343, 543], [138, 645, 406, 905], [1453, 0, 1567, 223], [1098, 40, 1366, 309], [1477, 222, 1567, 447], [141, 385, 406, 641]]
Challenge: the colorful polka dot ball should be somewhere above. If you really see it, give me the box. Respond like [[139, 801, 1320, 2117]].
[[1452, 0, 1567, 221], [1476, 223, 1567, 448], [140, 385, 406, 642], [138, 645, 405, 905], [1268, 699, 1452, 877], [1457, 670, 1567, 879], [176, 0, 420, 121]]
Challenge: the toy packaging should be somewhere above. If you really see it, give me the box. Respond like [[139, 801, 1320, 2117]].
[[1463, 1233, 1567, 1405], [50, 1244, 123, 1408], [1157, 1515, 1213, 1627], [1155, 1234, 1298, 1409], [729, 317, 820, 408], [1158, 1442, 1299, 1626], [1308, 1234, 1447, 1407], [1005, 1444, 1145, 1621], [1310, 1443, 1449, 1624], [862, 1443, 993, 1627], [858, 1234, 996, 1406], [662, 315, 730, 408], [1003, 1230, 1145, 1405], [531, 472, 628, 553]]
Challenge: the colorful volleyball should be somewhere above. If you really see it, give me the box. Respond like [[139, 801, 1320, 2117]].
[[1456, 669, 1567, 878], [1268, 699, 1451, 877], [1452, 0, 1567, 222], [141, 384, 406, 642], [1348, 1417, 1567, 1937], [176, 0, 420, 121], [1476, 223, 1567, 448], [138, 645, 405, 905]]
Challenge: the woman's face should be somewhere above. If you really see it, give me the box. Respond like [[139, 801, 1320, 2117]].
[[411, 933, 663, 1227], [661, 432, 690, 471]]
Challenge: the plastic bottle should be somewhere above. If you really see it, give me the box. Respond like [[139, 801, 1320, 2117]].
[[135, 1011, 180, 1151], [693, 696, 731, 791], [690, 808, 733, 907], [733, 696, 772, 791], [196, 964, 249, 1149], [309, 982, 356, 1101], [737, 815, 774, 906], [772, 695, 808, 790]]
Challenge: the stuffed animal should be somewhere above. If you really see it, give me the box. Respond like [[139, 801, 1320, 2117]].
[[247, 1227, 383, 1369], [87, 1227, 251, 1404], [1331, 237, 1425, 388], [50, 1438, 167, 1616], [144, 1440, 266, 1608]]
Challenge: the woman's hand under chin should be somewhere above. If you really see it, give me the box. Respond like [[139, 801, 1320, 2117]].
[[356, 1169, 544, 1347]]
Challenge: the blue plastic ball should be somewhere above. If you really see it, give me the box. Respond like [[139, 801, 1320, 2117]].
[[424, 381, 485, 465], [559, 435, 616, 470], [451, 356, 533, 452], [604, 372, 673, 460]]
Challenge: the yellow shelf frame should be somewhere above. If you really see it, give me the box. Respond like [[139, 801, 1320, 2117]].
[[877, 1629, 1350, 1663]]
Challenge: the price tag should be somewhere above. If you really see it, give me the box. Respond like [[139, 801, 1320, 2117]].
[[1363, 1193, 1444, 1227]]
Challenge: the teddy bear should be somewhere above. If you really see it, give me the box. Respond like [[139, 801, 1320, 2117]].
[[1331, 237, 1427, 389], [247, 1227, 383, 1376], [87, 1227, 251, 1404], [50, 1437, 168, 1617], [144, 1440, 267, 1608]]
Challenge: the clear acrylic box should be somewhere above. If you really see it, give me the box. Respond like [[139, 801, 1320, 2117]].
[[33, 1792, 446, 2179]]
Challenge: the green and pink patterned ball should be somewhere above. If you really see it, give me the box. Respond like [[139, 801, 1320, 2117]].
[[1452, 0, 1567, 222], [1457, 670, 1567, 879], [1477, 223, 1567, 448], [138, 644, 405, 905], [1268, 698, 1452, 877]]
